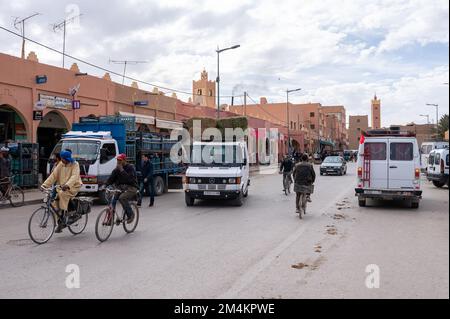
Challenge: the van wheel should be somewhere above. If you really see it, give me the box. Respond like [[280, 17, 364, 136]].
[[432, 181, 445, 188], [358, 199, 366, 207], [154, 176, 165, 196], [411, 201, 420, 209], [234, 193, 244, 207], [185, 194, 195, 207]]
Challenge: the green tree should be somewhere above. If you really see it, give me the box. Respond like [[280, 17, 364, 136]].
[[438, 114, 449, 139]]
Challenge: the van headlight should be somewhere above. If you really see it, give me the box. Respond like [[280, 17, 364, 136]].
[[189, 178, 198, 184], [228, 178, 237, 184]]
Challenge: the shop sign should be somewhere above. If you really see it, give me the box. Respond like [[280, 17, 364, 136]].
[[34, 100, 46, 111], [134, 100, 149, 106], [33, 111, 43, 121], [39, 94, 72, 110], [36, 75, 47, 84]]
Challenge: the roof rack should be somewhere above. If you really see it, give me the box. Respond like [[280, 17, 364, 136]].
[[363, 126, 416, 138]]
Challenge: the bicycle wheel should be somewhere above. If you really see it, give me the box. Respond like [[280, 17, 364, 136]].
[[95, 208, 114, 242], [28, 207, 55, 245], [9, 185, 24, 208], [283, 178, 289, 196], [68, 213, 88, 235], [123, 203, 139, 234]]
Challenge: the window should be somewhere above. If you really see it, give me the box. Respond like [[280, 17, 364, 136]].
[[421, 145, 433, 155], [310, 124, 315, 130], [310, 112, 315, 117], [446, 154, 449, 166], [357, 119, 361, 123], [364, 143, 387, 160], [209, 90, 213, 97], [390, 143, 414, 161], [429, 153, 435, 165], [357, 128, 361, 132], [197, 89, 202, 95], [435, 153, 441, 165], [101, 143, 116, 163]]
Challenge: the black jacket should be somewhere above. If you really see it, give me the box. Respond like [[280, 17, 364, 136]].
[[293, 162, 316, 186], [107, 163, 138, 188], [280, 158, 294, 173], [141, 160, 154, 182], [0, 157, 11, 179]]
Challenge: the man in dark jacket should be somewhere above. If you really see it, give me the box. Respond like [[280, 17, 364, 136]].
[[106, 154, 138, 224], [280, 154, 294, 191], [293, 154, 316, 215], [137, 154, 155, 207]]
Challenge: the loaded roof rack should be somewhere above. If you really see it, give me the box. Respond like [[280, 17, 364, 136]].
[[363, 126, 416, 138]]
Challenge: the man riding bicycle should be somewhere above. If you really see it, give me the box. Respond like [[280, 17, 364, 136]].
[[293, 154, 316, 215], [280, 154, 294, 191], [105, 154, 138, 224], [41, 150, 82, 233]]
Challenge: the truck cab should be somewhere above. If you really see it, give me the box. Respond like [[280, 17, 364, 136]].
[[47, 131, 119, 203], [355, 129, 422, 208], [184, 141, 250, 207]]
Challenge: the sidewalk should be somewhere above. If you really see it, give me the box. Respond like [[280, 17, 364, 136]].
[[0, 189, 42, 209]]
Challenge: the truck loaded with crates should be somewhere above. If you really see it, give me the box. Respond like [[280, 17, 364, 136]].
[[47, 115, 185, 203]]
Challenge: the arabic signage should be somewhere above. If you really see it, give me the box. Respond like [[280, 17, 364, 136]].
[[38, 94, 72, 110]]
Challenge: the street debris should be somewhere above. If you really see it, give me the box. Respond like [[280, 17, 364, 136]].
[[292, 263, 309, 269], [326, 225, 338, 235]]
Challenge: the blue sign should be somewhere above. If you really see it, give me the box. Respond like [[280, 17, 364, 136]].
[[72, 100, 81, 110], [36, 75, 47, 84], [134, 100, 149, 106]]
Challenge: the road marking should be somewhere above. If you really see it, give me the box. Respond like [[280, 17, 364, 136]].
[[219, 186, 353, 299]]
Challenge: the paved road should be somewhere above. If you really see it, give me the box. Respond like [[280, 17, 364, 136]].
[[0, 163, 448, 299]]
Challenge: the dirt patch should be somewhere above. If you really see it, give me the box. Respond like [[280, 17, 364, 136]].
[[314, 244, 322, 253], [292, 263, 309, 270], [333, 213, 346, 220], [326, 225, 338, 235]]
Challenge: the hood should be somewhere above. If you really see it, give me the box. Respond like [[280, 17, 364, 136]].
[[186, 166, 242, 178]]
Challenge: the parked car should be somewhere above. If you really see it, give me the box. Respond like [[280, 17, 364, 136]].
[[420, 141, 449, 173], [426, 148, 449, 188], [320, 156, 347, 176], [355, 129, 422, 208]]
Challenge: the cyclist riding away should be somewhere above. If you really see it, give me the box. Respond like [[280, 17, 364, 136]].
[[280, 154, 294, 192], [41, 150, 82, 233], [105, 154, 138, 224], [293, 154, 316, 214]]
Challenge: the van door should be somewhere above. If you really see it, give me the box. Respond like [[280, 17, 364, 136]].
[[364, 139, 388, 189], [388, 139, 416, 189]]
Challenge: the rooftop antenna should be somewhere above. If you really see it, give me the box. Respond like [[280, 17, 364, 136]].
[[109, 59, 148, 85], [14, 13, 41, 59], [52, 13, 83, 68]]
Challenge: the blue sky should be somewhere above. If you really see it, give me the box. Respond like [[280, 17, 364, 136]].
[[0, 0, 448, 126]]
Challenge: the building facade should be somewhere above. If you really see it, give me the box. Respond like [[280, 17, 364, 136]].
[[348, 115, 369, 150], [192, 70, 216, 108]]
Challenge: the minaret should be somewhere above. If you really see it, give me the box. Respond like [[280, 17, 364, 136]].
[[192, 69, 216, 108], [371, 94, 381, 129]]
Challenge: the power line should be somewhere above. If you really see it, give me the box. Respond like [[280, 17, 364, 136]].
[[109, 59, 148, 85], [0, 25, 243, 100]]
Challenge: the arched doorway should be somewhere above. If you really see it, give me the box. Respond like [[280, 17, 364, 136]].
[[0, 104, 28, 144], [37, 111, 70, 177]]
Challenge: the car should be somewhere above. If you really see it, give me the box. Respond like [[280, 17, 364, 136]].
[[426, 148, 449, 188], [355, 128, 422, 208], [320, 156, 347, 176]]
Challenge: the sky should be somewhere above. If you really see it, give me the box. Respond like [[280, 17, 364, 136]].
[[0, 0, 448, 127]]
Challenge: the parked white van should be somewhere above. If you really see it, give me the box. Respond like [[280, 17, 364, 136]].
[[184, 141, 250, 207], [420, 141, 449, 173], [355, 129, 422, 208], [426, 148, 449, 188]]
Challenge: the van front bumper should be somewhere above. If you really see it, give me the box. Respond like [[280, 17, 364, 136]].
[[426, 173, 449, 183], [355, 188, 422, 200], [185, 189, 241, 200]]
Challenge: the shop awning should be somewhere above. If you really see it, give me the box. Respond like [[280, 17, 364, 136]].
[[156, 119, 183, 130], [119, 111, 155, 125]]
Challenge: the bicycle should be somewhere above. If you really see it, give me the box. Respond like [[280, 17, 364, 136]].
[[296, 192, 308, 219], [282, 172, 293, 196], [28, 185, 92, 245], [95, 186, 140, 243], [0, 176, 24, 207]]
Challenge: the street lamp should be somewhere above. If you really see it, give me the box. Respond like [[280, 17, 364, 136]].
[[426, 103, 439, 128], [419, 114, 430, 124], [216, 45, 240, 119], [286, 88, 301, 154]]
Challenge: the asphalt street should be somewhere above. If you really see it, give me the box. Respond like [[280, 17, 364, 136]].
[[0, 163, 448, 299]]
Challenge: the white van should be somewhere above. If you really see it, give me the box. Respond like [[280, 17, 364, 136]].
[[355, 130, 422, 208], [420, 141, 449, 173], [184, 141, 250, 207], [426, 148, 449, 188]]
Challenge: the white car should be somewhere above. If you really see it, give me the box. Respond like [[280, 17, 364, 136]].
[[427, 148, 449, 188], [355, 129, 422, 208], [184, 141, 250, 207]]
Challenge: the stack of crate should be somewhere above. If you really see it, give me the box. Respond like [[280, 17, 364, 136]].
[[10, 143, 39, 188]]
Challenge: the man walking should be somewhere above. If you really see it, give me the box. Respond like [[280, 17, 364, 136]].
[[137, 154, 155, 207]]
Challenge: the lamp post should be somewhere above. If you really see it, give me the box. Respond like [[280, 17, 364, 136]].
[[426, 103, 439, 128], [286, 88, 301, 154], [419, 114, 430, 124], [216, 45, 240, 119]]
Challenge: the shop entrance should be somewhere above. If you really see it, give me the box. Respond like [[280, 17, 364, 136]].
[[37, 111, 69, 178], [0, 105, 28, 144]]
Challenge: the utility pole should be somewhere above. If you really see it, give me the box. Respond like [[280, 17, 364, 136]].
[[244, 91, 247, 117], [14, 13, 40, 59], [52, 14, 83, 68], [216, 45, 240, 119], [109, 59, 148, 85]]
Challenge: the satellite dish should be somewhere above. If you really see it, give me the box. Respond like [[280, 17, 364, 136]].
[[69, 83, 81, 96]]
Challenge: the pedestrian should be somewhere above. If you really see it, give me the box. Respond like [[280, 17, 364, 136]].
[[137, 154, 155, 207], [293, 154, 316, 216], [0, 147, 11, 197]]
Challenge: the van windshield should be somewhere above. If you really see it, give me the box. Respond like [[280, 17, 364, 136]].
[[191, 145, 243, 167], [52, 140, 100, 164]]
